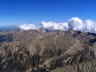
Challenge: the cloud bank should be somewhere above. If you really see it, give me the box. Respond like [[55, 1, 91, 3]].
[[68, 17, 96, 33], [19, 24, 38, 30], [41, 21, 69, 31], [19, 17, 96, 33]]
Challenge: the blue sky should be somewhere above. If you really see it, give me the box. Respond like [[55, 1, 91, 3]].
[[0, 0, 96, 26]]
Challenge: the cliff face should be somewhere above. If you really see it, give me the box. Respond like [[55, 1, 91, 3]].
[[0, 30, 96, 72]]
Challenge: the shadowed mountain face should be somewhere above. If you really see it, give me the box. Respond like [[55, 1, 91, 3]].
[[0, 30, 96, 72]]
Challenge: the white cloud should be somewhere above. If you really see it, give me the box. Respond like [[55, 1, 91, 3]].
[[18, 17, 96, 33], [41, 21, 69, 31], [84, 19, 96, 33], [68, 17, 84, 31], [68, 17, 96, 33], [19, 24, 38, 30]]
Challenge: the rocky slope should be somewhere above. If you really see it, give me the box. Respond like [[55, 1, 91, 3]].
[[0, 30, 96, 72]]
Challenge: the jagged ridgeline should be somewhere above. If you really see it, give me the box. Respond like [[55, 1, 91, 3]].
[[0, 30, 96, 72]]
